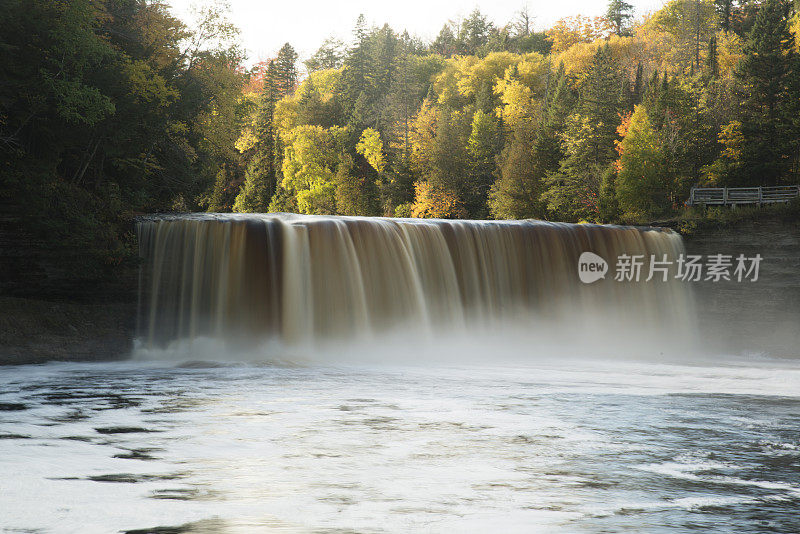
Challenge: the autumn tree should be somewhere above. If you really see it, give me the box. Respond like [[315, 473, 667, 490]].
[[546, 16, 612, 52], [615, 105, 671, 220], [653, 0, 718, 73]]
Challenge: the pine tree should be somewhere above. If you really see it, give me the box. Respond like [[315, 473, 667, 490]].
[[633, 62, 644, 105], [735, 0, 798, 184], [305, 37, 346, 72], [576, 45, 624, 168], [466, 109, 501, 217], [275, 43, 298, 97], [233, 164, 271, 212], [343, 15, 373, 125], [458, 9, 493, 56], [235, 61, 280, 212], [369, 24, 399, 132], [541, 46, 623, 221], [489, 125, 546, 220], [715, 0, 734, 32], [432, 24, 457, 57], [707, 35, 720, 77], [606, 0, 634, 36]]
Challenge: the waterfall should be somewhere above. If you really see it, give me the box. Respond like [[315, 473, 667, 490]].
[[136, 214, 695, 358]]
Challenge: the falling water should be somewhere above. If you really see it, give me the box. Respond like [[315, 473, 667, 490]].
[[135, 214, 695, 358]]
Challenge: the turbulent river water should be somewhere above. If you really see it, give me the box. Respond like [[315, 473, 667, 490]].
[[3, 357, 800, 533]]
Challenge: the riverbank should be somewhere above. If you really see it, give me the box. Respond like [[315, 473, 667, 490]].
[[0, 297, 135, 365]]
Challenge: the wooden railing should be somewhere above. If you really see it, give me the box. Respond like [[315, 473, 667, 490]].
[[687, 186, 800, 206]]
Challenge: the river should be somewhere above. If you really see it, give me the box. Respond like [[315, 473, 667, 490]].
[[3, 357, 800, 533]]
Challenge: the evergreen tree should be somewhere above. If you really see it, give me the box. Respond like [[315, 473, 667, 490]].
[[411, 106, 469, 218], [466, 110, 502, 217], [275, 43, 299, 96], [715, 0, 734, 32], [457, 9, 494, 56], [489, 125, 547, 220], [542, 46, 623, 221], [707, 34, 720, 77], [342, 15, 373, 125], [632, 62, 645, 105], [492, 63, 570, 220], [305, 38, 346, 72], [735, 0, 799, 184], [233, 165, 271, 212], [606, 0, 635, 36], [236, 61, 280, 212], [431, 24, 457, 57]]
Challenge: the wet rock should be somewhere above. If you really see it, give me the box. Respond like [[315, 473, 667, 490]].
[[88, 472, 187, 483], [113, 449, 159, 460], [0, 433, 30, 439], [95, 426, 155, 434]]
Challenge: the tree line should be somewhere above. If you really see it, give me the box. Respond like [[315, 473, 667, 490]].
[[2, 0, 799, 285], [231, 0, 800, 223]]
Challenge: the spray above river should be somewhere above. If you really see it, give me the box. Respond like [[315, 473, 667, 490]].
[[136, 214, 695, 360]]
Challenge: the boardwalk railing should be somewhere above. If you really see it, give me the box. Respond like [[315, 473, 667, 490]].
[[687, 186, 800, 207]]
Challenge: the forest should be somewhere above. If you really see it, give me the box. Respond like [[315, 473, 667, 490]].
[[2, 0, 800, 285]]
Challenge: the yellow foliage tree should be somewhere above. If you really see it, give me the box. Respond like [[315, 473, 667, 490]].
[[281, 125, 349, 215], [356, 128, 386, 173], [411, 181, 465, 218], [546, 16, 613, 53]]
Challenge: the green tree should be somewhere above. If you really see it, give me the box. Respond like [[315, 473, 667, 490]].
[[275, 43, 299, 96], [458, 9, 494, 56], [234, 61, 280, 213], [735, 0, 799, 184], [305, 37, 346, 72], [615, 105, 671, 220], [466, 109, 501, 217], [431, 24, 458, 57], [715, 0, 734, 32], [1, 0, 244, 287], [542, 46, 622, 221], [489, 125, 547, 219], [607, 0, 635, 36]]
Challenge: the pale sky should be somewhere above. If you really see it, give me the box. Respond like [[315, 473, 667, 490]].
[[167, 0, 666, 66]]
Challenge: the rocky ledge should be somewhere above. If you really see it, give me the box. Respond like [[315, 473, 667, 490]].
[[0, 297, 135, 365]]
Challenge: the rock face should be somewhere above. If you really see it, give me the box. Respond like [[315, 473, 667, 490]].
[[0, 210, 137, 302], [0, 297, 135, 365], [684, 219, 800, 357], [0, 210, 138, 365]]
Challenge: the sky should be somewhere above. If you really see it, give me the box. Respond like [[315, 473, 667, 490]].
[[167, 0, 667, 66]]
